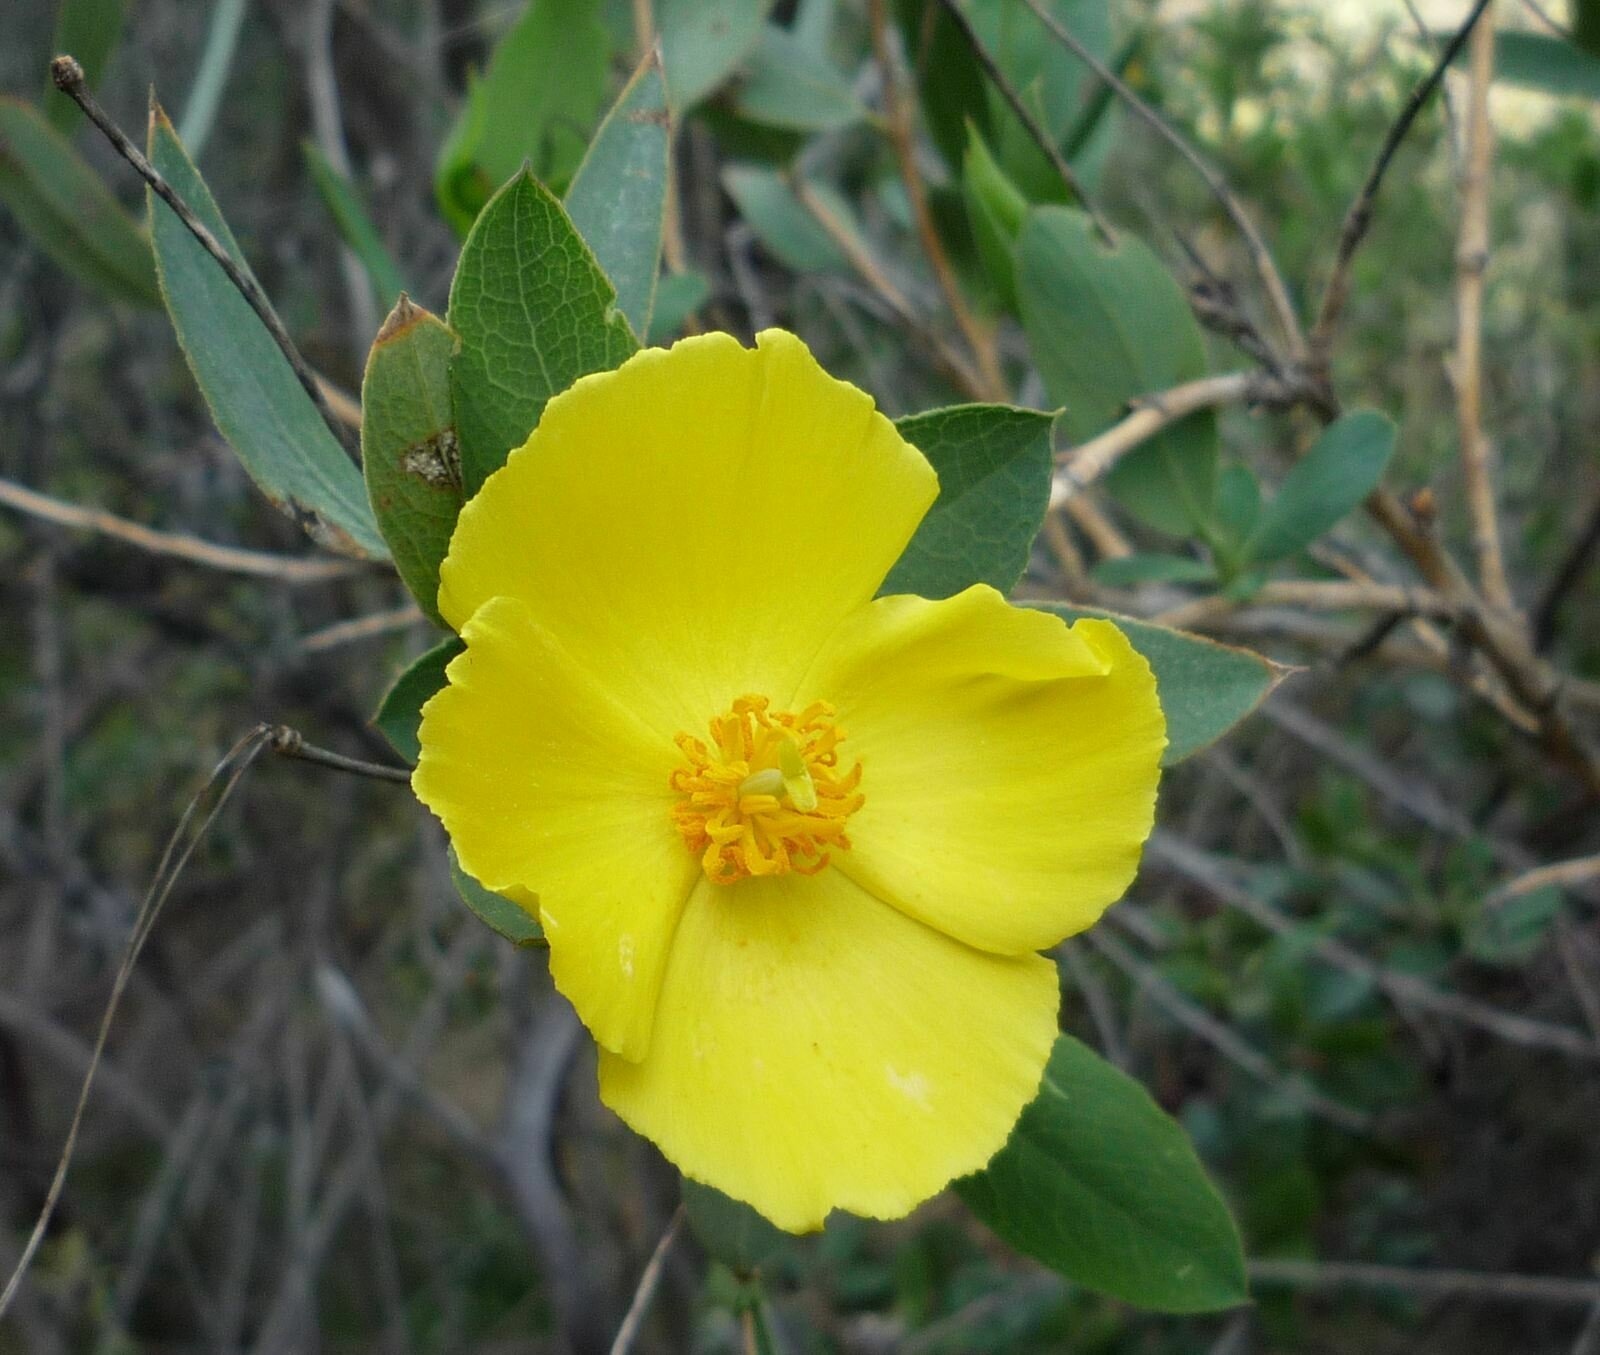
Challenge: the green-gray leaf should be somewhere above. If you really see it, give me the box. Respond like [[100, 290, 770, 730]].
[[0, 96, 158, 306], [1042, 605, 1285, 764], [147, 104, 387, 557], [446, 170, 638, 494], [647, 268, 710, 344], [883, 404, 1055, 599], [1247, 410, 1395, 564], [566, 48, 670, 341], [722, 164, 855, 273], [957, 1034, 1248, 1313], [1092, 553, 1217, 587], [451, 848, 544, 946], [362, 297, 463, 625], [1018, 207, 1216, 537], [963, 122, 1027, 312], [373, 636, 462, 762], [732, 22, 865, 132], [1486, 30, 1600, 100], [657, 0, 775, 108]]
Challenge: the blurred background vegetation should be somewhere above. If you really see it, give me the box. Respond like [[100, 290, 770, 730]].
[[3, 0, 1600, 1350]]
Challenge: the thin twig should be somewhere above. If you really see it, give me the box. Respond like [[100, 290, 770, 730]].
[[49, 56, 358, 461], [265, 725, 413, 783], [935, 0, 1114, 240], [0, 474, 363, 583], [1152, 578, 1460, 631], [0, 728, 273, 1323], [1309, 0, 1495, 368], [609, 1206, 687, 1355], [1014, 0, 1304, 360], [870, 0, 1006, 400], [1248, 1257, 1600, 1306], [1487, 854, 1600, 909], [1049, 371, 1257, 507], [1453, 3, 1513, 609], [299, 605, 424, 653]]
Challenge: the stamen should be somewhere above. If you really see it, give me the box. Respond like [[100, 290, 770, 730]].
[[670, 695, 864, 884]]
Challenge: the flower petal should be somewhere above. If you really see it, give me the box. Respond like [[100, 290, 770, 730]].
[[413, 596, 698, 1060], [800, 587, 1165, 954], [598, 869, 1059, 1233], [436, 330, 938, 741]]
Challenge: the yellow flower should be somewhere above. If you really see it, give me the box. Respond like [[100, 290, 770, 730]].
[[413, 330, 1165, 1232]]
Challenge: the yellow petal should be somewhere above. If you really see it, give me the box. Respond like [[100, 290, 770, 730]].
[[800, 587, 1166, 954], [413, 596, 698, 1060], [436, 330, 938, 741], [598, 869, 1059, 1232]]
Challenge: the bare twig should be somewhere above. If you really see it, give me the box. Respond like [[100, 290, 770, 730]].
[[1248, 1257, 1600, 1306], [1487, 854, 1600, 909], [299, 605, 424, 653], [265, 725, 413, 783], [1309, 0, 1495, 367], [0, 727, 273, 1323], [870, 0, 1005, 400], [1453, 3, 1513, 610], [934, 0, 1115, 241], [1014, 0, 1304, 360], [49, 56, 358, 461], [0, 474, 363, 583], [1152, 578, 1460, 631], [609, 1206, 686, 1355], [1050, 371, 1257, 508]]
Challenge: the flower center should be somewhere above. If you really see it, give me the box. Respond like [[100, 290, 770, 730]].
[[670, 694, 864, 885]]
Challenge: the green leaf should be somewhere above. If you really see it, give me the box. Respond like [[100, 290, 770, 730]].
[[1247, 411, 1395, 564], [962, 122, 1027, 311], [1488, 30, 1600, 100], [647, 268, 710, 344], [1211, 463, 1263, 553], [1578, 0, 1600, 59], [304, 142, 411, 311], [147, 104, 387, 557], [1017, 208, 1216, 537], [1092, 553, 1217, 587], [1467, 885, 1564, 966], [362, 298, 463, 626], [1041, 605, 1284, 764], [957, 1034, 1247, 1313], [373, 636, 461, 762], [895, 0, 992, 171], [0, 97, 158, 306], [45, 0, 127, 131], [656, 0, 775, 108], [450, 848, 545, 946], [565, 49, 670, 341], [446, 170, 638, 494], [722, 164, 854, 273], [882, 404, 1055, 599], [732, 22, 865, 132], [434, 0, 610, 232], [682, 1179, 788, 1274]]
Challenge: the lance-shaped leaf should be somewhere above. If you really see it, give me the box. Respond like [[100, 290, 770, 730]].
[[304, 142, 411, 311], [883, 404, 1055, 599], [0, 97, 158, 306], [447, 170, 638, 494], [451, 849, 544, 947], [957, 1034, 1248, 1314], [1246, 410, 1396, 564], [1018, 207, 1217, 538], [147, 103, 386, 557], [565, 48, 670, 341], [1041, 605, 1287, 764], [362, 297, 463, 624]]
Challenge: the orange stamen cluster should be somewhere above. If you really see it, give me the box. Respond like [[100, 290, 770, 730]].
[[670, 695, 864, 884]]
